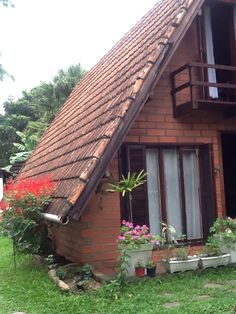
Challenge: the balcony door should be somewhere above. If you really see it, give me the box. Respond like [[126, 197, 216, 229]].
[[203, 2, 236, 100]]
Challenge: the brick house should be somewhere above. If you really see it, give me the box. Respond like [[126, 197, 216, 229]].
[[19, 0, 236, 274]]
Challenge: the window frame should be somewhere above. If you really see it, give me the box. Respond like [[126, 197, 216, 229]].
[[119, 143, 216, 244]]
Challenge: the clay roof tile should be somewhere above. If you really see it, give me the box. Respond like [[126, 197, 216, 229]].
[[19, 0, 203, 219]]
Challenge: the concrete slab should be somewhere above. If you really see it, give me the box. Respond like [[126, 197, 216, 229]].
[[163, 302, 181, 309]]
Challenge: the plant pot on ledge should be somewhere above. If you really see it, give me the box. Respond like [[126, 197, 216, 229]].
[[146, 259, 156, 277], [199, 254, 230, 269], [135, 267, 145, 277], [117, 221, 156, 277], [199, 235, 231, 269], [135, 260, 145, 277], [125, 243, 153, 277], [162, 256, 200, 273], [146, 266, 156, 277]]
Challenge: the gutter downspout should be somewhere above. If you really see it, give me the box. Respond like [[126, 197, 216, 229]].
[[41, 213, 69, 225]]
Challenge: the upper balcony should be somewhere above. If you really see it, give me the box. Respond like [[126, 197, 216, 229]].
[[170, 63, 236, 118]]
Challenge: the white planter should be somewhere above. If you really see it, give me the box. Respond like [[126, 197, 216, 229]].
[[199, 254, 230, 269], [162, 256, 200, 273], [122, 244, 153, 277], [214, 235, 236, 264], [230, 244, 236, 264]]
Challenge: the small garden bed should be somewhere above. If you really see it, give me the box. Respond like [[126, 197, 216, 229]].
[[2, 237, 236, 314], [33, 254, 102, 293]]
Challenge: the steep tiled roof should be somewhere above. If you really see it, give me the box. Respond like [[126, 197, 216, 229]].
[[19, 0, 203, 220]]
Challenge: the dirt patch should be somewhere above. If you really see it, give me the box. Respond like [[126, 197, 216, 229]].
[[160, 292, 174, 297], [228, 280, 236, 286], [204, 283, 223, 289], [195, 295, 212, 301], [163, 302, 181, 308]]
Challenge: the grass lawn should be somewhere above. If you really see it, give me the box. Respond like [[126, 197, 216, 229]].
[[1, 237, 236, 314]]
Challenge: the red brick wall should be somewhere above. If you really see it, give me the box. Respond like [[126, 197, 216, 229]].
[[126, 18, 236, 219], [152, 245, 203, 273], [50, 155, 121, 275], [50, 19, 236, 275]]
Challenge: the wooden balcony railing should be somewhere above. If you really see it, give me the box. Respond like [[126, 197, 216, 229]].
[[170, 62, 236, 118]]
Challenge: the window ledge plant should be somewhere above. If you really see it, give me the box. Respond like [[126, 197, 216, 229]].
[[117, 220, 161, 277], [161, 223, 200, 273], [198, 234, 230, 269], [118, 220, 159, 250], [209, 217, 236, 263]]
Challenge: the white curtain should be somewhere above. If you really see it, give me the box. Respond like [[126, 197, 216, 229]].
[[0, 176, 3, 202], [182, 150, 203, 239], [204, 6, 218, 98], [163, 149, 183, 236], [146, 150, 162, 235], [234, 5, 236, 43]]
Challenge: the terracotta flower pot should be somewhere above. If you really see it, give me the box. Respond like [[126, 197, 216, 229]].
[[135, 267, 145, 277], [124, 243, 153, 277]]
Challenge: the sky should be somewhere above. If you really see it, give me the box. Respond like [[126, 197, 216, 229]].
[[0, 0, 158, 114]]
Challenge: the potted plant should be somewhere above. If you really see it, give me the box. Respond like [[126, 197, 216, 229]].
[[161, 223, 200, 273], [146, 259, 156, 277], [162, 246, 200, 273], [198, 236, 230, 269], [117, 220, 160, 276], [210, 217, 236, 264], [135, 260, 145, 277], [108, 171, 161, 277]]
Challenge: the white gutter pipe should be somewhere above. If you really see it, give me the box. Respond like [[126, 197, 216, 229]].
[[41, 213, 69, 225]]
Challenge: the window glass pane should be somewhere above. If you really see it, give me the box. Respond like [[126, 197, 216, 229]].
[[163, 149, 183, 235], [146, 149, 162, 234], [183, 149, 203, 239]]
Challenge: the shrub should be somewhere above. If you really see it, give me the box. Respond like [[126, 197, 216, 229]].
[[0, 176, 55, 254]]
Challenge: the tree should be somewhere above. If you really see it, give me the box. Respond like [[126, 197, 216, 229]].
[[0, 63, 85, 167], [53, 64, 85, 105], [9, 121, 47, 165], [0, 124, 19, 166], [0, 0, 14, 8]]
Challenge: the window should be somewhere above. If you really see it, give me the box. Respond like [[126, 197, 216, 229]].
[[203, 2, 236, 100], [121, 145, 216, 241]]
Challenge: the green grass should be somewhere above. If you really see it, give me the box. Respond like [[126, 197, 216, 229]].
[[1, 236, 236, 314]]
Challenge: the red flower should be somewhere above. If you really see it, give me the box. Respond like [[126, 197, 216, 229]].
[[2, 175, 56, 216]]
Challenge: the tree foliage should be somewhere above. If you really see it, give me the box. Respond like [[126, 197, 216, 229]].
[[0, 0, 14, 8], [0, 64, 85, 167]]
